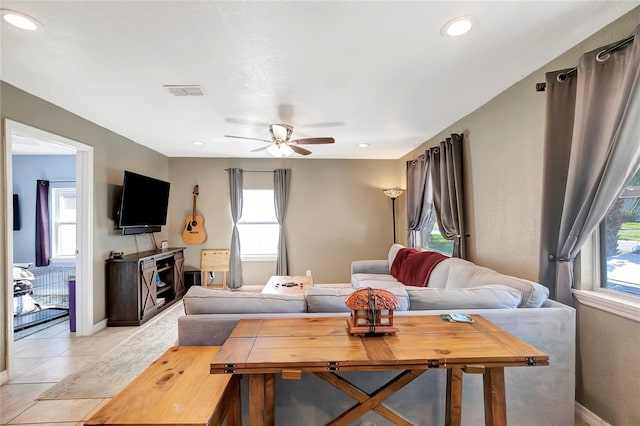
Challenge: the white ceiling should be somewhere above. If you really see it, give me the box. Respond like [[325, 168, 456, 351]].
[[2, 1, 637, 159]]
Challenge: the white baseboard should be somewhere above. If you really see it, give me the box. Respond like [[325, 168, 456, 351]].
[[0, 369, 8, 385], [91, 318, 107, 335], [576, 402, 611, 426]]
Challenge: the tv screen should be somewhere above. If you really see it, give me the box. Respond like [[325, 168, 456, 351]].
[[13, 194, 21, 231], [118, 171, 170, 234]]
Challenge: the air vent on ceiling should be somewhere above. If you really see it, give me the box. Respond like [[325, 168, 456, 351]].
[[164, 85, 204, 96]]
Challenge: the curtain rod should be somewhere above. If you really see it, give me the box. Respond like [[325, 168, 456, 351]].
[[45, 179, 76, 183], [535, 33, 635, 92], [224, 168, 274, 173]]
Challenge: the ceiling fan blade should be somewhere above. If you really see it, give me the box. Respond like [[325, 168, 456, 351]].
[[292, 137, 335, 145], [299, 121, 345, 128], [224, 135, 272, 143], [289, 145, 312, 156], [224, 117, 272, 127], [250, 145, 271, 152]]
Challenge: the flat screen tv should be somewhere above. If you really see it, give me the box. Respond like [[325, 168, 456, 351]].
[[13, 194, 21, 231], [118, 171, 170, 235]]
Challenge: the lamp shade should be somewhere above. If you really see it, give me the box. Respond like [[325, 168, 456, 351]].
[[383, 188, 404, 199]]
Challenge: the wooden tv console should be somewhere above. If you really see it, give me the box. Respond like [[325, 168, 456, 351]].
[[106, 248, 185, 326]]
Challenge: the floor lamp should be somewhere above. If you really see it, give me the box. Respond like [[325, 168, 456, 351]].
[[383, 189, 404, 243]]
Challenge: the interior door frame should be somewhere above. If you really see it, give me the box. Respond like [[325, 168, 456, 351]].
[[3, 119, 94, 381]]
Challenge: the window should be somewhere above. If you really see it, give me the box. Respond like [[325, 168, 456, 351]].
[[417, 217, 454, 255], [600, 167, 640, 297], [50, 187, 76, 260], [238, 189, 278, 260]]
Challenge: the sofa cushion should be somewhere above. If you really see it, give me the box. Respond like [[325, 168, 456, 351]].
[[352, 273, 398, 288], [426, 261, 450, 289], [309, 285, 410, 312], [183, 286, 306, 314], [351, 259, 390, 275], [353, 278, 406, 291], [439, 258, 549, 308], [405, 285, 523, 310], [305, 287, 353, 313]]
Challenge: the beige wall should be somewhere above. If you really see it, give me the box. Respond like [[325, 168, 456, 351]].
[[401, 7, 640, 424], [1, 81, 169, 334], [575, 304, 640, 425], [168, 158, 402, 285]]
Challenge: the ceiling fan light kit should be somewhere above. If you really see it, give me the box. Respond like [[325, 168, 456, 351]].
[[270, 124, 293, 142], [267, 142, 294, 157], [226, 123, 335, 157]]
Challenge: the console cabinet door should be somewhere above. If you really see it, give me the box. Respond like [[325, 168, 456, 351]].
[[139, 259, 157, 319], [174, 252, 185, 296]]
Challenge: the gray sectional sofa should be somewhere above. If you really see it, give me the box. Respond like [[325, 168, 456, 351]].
[[177, 245, 575, 425]]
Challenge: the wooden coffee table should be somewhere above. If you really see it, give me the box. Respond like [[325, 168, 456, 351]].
[[211, 315, 548, 426], [260, 275, 313, 295]]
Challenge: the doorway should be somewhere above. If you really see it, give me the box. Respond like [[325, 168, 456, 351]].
[[3, 119, 94, 380]]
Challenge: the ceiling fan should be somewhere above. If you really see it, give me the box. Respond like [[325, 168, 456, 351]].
[[224, 124, 335, 157]]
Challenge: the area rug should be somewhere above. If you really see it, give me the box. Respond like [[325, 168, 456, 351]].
[[39, 301, 185, 400]]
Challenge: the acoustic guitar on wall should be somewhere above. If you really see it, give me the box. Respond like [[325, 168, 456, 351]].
[[182, 185, 207, 244]]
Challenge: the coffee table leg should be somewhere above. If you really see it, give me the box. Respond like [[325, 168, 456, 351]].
[[265, 373, 275, 426], [483, 367, 506, 426], [226, 375, 242, 426], [249, 374, 265, 425], [446, 367, 463, 426]]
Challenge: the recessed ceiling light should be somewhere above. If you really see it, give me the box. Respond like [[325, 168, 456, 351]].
[[1, 9, 41, 31], [192, 141, 204, 146], [358, 143, 369, 148], [441, 16, 476, 37]]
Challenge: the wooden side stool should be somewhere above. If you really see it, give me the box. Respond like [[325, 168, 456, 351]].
[[201, 249, 230, 289], [85, 346, 240, 426]]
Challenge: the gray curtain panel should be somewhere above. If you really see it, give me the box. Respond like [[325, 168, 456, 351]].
[[406, 154, 435, 247], [429, 134, 466, 258], [538, 69, 578, 298], [540, 27, 640, 304], [274, 169, 291, 275], [227, 168, 243, 288]]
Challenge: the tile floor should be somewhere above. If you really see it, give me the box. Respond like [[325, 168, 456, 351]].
[[1, 318, 140, 425], [1, 285, 265, 425]]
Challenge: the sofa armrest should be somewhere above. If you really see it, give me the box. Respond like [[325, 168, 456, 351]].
[[351, 259, 389, 275]]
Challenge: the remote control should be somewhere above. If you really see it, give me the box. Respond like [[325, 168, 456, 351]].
[[449, 313, 474, 323]]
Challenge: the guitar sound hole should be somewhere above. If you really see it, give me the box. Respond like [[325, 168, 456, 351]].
[[191, 221, 197, 226]]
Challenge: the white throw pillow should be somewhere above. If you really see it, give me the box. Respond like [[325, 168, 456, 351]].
[[406, 285, 523, 310]]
